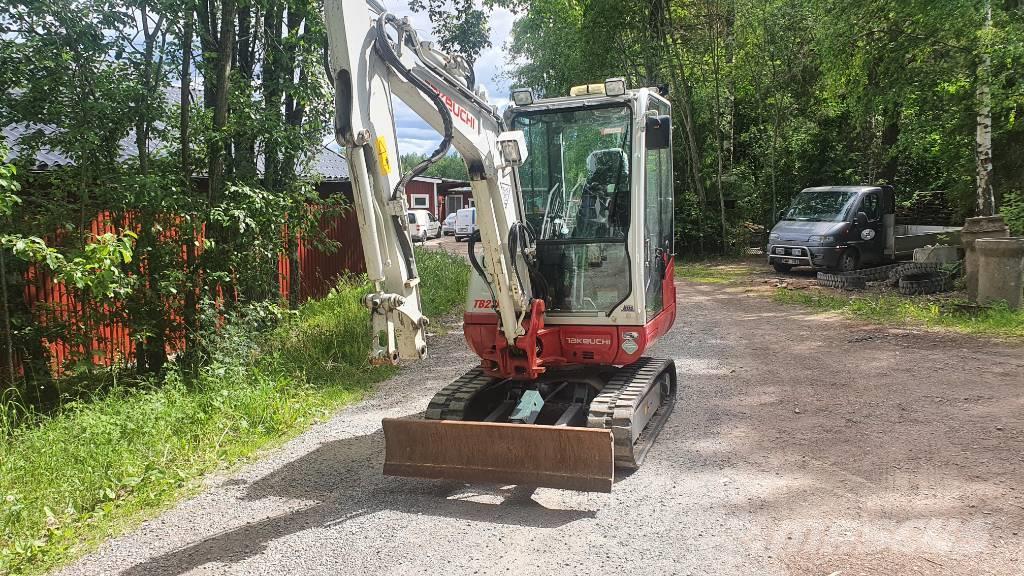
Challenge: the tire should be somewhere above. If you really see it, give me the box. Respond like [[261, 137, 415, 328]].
[[835, 249, 859, 272], [454, 236, 463, 242], [898, 272, 953, 295], [772, 262, 794, 274]]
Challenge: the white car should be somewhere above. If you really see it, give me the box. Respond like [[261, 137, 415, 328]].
[[442, 212, 457, 235], [454, 207, 477, 242], [407, 209, 441, 242]]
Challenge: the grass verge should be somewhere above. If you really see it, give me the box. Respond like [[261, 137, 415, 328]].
[[675, 260, 757, 284], [0, 249, 470, 575], [773, 289, 1024, 339]]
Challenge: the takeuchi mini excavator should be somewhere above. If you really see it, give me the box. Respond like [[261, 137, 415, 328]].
[[325, 0, 678, 492]]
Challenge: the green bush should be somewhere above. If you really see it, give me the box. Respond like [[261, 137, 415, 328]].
[[1001, 190, 1024, 236]]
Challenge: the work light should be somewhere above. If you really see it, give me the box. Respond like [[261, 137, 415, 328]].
[[511, 88, 534, 106], [604, 77, 626, 96]]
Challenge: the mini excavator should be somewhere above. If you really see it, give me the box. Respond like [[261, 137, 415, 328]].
[[325, 0, 678, 492]]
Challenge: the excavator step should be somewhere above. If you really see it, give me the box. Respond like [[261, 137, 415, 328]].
[[382, 418, 615, 492]]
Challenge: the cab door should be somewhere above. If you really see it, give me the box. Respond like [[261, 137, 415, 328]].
[[851, 192, 885, 264], [644, 96, 674, 318]]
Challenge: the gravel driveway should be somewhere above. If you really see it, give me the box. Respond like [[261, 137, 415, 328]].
[[59, 282, 1024, 576]]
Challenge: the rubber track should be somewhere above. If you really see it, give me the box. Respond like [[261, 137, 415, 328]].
[[898, 272, 954, 295], [587, 357, 676, 469], [887, 262, 944, 286], [816, 272, 866, 290], [424, 367, 497, 421]]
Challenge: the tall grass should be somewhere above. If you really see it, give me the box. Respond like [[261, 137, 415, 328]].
[[414, 246, 470, 317], [0, 249, 470, 575], [773, 289, 1024, 338]]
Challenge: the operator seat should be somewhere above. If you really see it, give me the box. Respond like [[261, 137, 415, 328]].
[[575, 149, 629, 238]]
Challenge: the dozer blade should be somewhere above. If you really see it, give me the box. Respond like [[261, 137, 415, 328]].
[[382, 418, 614, 492]]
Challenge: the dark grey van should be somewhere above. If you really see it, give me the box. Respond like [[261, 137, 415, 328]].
[[767, 186, 960, 273]]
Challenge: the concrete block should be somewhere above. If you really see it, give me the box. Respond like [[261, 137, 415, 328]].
[[962, 215, 1010, 302], [976, 237, 1024, 310], [913, 245, 961, 264]]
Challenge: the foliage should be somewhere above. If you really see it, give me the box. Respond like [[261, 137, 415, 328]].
[[0, 0, 337, 386], [773, 288, 1024, 339], [0, 252, 470, 575], [502, 0, 1024, 254], [0, 234, 137, 298], [413, 247, 471, 317], [1002, 189, 1024, 235], [400, 152, 470, 180], [408, 0, 496, 66]]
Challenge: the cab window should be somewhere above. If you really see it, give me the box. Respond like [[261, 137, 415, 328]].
[[861, 194, 880, 222]]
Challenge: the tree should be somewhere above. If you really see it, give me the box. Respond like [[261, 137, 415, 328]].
[[400, 153, 470, 180], [409, 0, 493, 67]]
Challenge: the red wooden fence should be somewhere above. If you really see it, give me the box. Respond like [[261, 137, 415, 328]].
[[16, 210, 365, 377]]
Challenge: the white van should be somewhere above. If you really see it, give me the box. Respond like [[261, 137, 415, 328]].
[[454, 207, 477, 242], [407, 209, 441, 242]]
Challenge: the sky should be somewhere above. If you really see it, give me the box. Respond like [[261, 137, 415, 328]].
[[378, 1, 518, 156]]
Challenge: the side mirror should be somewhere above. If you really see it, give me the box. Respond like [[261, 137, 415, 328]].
[[855, 211, 868, 226], [645, 115, 672, 150], [777, 210, 785, 221]]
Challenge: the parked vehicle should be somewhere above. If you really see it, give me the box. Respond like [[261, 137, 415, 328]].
[[442, 212, 457, 235], [767, 185, 961, 273], [407, 209, 441, 242], [454, 207, 477, 241]]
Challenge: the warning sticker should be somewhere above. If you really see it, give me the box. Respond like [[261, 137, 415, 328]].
[[376, 136, 392, 175]]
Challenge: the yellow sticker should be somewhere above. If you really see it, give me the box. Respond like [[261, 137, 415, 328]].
[[376, 136, 392, 175]]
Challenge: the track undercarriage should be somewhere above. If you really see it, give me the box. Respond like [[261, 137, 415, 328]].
[[382, 357, 677, 492]]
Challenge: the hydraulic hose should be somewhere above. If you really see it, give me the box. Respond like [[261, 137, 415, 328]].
[[373, 14, 454, 201]]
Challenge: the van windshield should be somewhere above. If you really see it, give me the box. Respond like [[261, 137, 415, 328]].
[[783, 190, 859, 222]]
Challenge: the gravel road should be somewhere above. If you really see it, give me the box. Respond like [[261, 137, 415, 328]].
[[59, 281, 1024, 576]]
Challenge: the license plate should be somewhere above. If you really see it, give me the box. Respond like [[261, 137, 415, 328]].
[[781, 258, 801, 264]]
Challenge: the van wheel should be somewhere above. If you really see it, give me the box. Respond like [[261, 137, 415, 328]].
[[772, 262, 794, 274], [836, 249, 859, 272]]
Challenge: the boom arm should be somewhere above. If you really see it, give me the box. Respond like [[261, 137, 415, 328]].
[[324, 0, 533, 363]]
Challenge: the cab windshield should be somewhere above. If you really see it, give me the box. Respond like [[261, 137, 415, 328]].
[[783, 190, 858, 222], [512, 105, 633, 314]]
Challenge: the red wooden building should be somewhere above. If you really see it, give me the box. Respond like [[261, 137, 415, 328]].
[[405, 177, 472, 220]]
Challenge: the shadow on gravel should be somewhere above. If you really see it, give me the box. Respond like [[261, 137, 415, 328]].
[[122, 424, 596, 576]]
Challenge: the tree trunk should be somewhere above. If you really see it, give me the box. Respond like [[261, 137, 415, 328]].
[[282, 6, 307, 308], [0, 246, 14, 386], [208, 0, 236, 207], [710, 0, 728, 253], [975, 0, 995, 216], [878, 105, 901, 185], [180, 10, 199, 373]]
